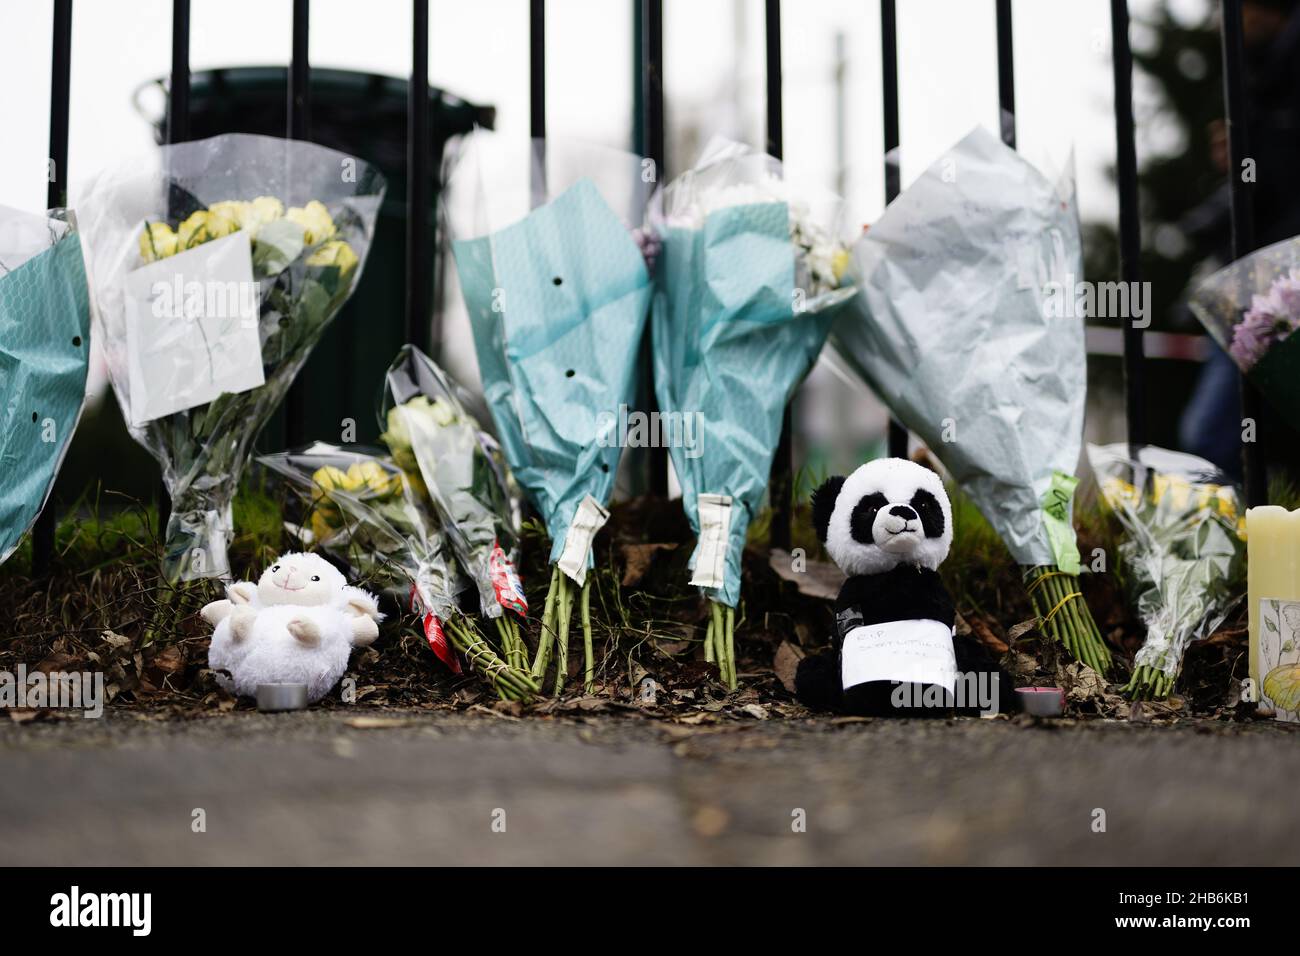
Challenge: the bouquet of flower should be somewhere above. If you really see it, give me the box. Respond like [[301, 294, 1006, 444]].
[[445, 134, 654, 694], [1087, 444, 1245, 699], [834, 126, 1112, 673], [259, 443, 538, 701], [380, 344, 528, 669], [75, 133, 384, 582], [1190, 235, 1300, 423], [0, 205, 91, 566], [650, 138, 855, 689]]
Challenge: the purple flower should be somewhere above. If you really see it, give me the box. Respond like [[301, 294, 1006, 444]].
[[1230, 267, 1300, 370], [631, 226, 660, 274]]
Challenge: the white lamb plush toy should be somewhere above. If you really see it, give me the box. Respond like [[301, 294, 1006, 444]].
[[201, 552, 383, 703]]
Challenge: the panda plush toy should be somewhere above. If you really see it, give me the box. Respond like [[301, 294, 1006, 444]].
[[794, 458, 1014, 717]]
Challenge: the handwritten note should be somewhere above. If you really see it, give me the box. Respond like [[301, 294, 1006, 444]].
[[841, 619, 957, 693]]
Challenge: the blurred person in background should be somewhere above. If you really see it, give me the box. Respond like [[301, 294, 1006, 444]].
[[1178, 0, 1300, 477]]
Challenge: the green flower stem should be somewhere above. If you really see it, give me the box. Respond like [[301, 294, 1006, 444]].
[[532, 564, 560, 679], [1123, 663, 1175, 701], [508, 615, 526, 671], [494, 615, 509, 664], [580, 577, 594, 695], [725, 605, 736, 691], [710, 600, 728, 689], [703, 613, 715, 663], [493, 615, 522, 671], [553, 571, 572, 696], [445, 616, 539, 701], [1027, 566, 1111, 675]]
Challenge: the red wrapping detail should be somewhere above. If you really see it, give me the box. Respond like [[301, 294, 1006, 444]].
[[489, 539, 528, 616], [410, 585, 461, 674]]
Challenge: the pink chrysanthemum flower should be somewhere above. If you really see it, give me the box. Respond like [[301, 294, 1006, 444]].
[[1230, 267, 1300, 370]]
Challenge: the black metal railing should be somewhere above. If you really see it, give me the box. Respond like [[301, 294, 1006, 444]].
[[27, 0, 1269, 579], [1111, 0, 1147, 466], [1220, 0, 1265, 506]]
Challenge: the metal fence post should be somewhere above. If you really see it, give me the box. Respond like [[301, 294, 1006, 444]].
[[32, 0, 74, 577], [1110, 0, 1148, 465], [529, 0, 545, 209], [881, 0, 908, 460], [635, 0, 668, 497], [765, 0, 795, 551], [406, 0, 431, 351], [1219, 0, 1266, 506], [285, 0, 311, 449], [995, 0, 1016, 149], [156, 0, 191, 541]]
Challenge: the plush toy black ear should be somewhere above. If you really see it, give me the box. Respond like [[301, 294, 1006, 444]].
[[810, 476, 846, 544]]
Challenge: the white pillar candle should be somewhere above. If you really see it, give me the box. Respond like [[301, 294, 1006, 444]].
[[1246, 506, 1300, 720]]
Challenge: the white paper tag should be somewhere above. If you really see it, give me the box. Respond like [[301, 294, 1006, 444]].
[[124, 231, 264, 425], [689, 493, 733, 589], [557, 494, 610, 586], [841, 618, 957, 693]]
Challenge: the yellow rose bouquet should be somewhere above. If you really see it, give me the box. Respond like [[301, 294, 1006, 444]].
[[76, 133, 385, 582], [259, 444, 538, 701], [1087, 443, 1245, 700]]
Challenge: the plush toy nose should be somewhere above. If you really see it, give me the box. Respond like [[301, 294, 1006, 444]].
[[888, 505, 917, 522]]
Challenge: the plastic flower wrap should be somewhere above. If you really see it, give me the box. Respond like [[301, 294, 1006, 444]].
[[650, 138, 855, 688], [834, 126, 1111, 674], [75, 133, 384, 582], [381, 344, 529, 670], [1190, 234, 1300, 424], [1087, 444, 1245, 699], [444, 134, 653, 694], [259, 443, 537, 701], [0, 206, 91, 565]]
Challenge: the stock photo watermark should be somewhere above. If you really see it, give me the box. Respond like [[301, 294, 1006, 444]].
[[1042, 275, 1153, 328], [49, 887, 151, 936], [889, 672, 1002, 715], [149, 276, 260, 326], [0, 664, 104, 718], [596, 403, 705, 459]]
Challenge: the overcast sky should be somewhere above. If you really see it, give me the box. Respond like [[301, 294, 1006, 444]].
[[1, 0, 1212, 226]]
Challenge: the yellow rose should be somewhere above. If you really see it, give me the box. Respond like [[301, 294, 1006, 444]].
[[403, 469, 428, 501], [233, 196, 285, 240], [286, 200, 336, 245], [138, 221, 179, 263], [249, 195, 284, 225], [309, 511, 339, 544], [311, 465, 349, 493], [305, 239, 358, 278], [346, 460, 396, 496], [205, 200, 248, 239], [831, 247, 850, 282], [177, 210, 212, 250]]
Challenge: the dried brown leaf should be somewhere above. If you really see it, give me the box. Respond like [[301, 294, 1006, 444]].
[[773, 640, 804, 694], [620, 542, 678, 587]]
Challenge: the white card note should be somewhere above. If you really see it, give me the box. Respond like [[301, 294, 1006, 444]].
[[124, 230, 264, 425], [841, 618, 957, 693]]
